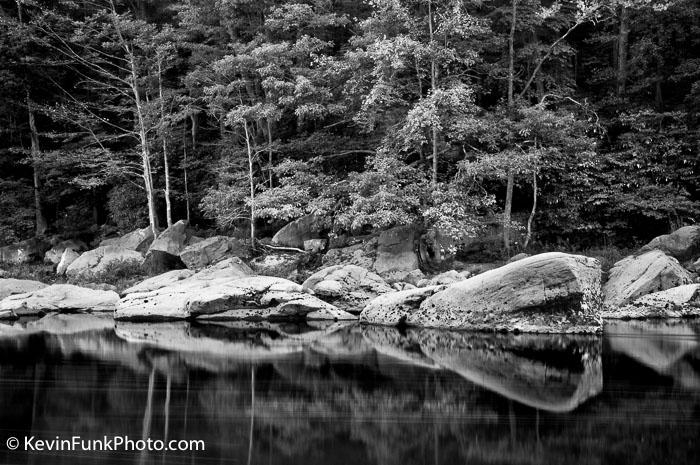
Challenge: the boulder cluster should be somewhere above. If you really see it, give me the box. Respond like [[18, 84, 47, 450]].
[[2, 220, 700, 333]]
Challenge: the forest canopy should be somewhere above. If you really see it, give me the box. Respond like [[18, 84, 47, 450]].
[[1, 0, 699, 254]]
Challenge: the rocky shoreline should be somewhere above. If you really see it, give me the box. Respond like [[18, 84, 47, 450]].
[[3, 222, 700, 333]]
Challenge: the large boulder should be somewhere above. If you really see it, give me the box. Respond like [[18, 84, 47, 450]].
[[0, 284, 119, 315], [603, 284, 700, 319], [56, 248, 80, 275], [141, 250, 186, 274], [301, 264, 393, 312], [0, 278, 48, 300], [250, 253, 303, 279], [640, 225, 700, 261], [148, 220, 188, 256], [179, 236, 248, 270], [272, 213, 326, 249], [122, 257, 253, 295], [0, 237, 51, 264], [44, 239, 88, 265], [403, 252, 603, 333], [116, 273, 354, 322], [99, 227, 154, 254], [322, 238, 378, 269], [373, 226, 421, 282], [603, 250, 693, 307], [65, 246, 143, 279], [360, 286, 445, 326]]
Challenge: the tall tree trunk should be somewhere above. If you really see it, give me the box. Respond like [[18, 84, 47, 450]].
[[158, 58, 173, 227], [27, 94, 48, 236], [182, 122, 191, 223], [428, 0, 438, 186], [266, 119, 273, 188], [190, 112, 198, 149], [523, 168, 537, 249], [129, 57, 158, 236], [616, 5, 629, 97], [243, 121, 256, 246], [504, 0, 518, 254]]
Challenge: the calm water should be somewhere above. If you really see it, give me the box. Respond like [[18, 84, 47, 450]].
[[0, 315, 699, 465]]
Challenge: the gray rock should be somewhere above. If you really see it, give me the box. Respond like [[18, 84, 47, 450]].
[[99, 227, 154, 253], [179, 235, 247, 270], [374, 226, 421, 281], [142, 250, 186, 274], [640, 225, 700, 261], [56, 248, 80, 275], [508, 252, 530, 263], [322, 238, 377, 269], [303, 239, 327, 253], [0, 284, 119, 315], [44, 239, 88, 264], [116, 269, 355, 322], [0, 310, 17, 320], [302, 264, 393, 312], [360, 286, 445, 326], [272, 213, 326, 249], [603, 284, 700, 319], [148, 220, 188, 256], [416, 270, 465, 287], [0, 278, 48, 300], [66, 246, 143, 279], [410, 252, 603, 333], [603, 250, 693, 307], [250, 253, 303, 278]]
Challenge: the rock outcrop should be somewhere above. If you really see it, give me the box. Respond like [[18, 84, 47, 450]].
[[65, 246, 143, 279], [302, 264, 393, 312], [360, 286, 445, 326], [0, 278, 48, 300], [250, 253, 303, 279], [416, 270, 464, 287], [44, 239, 88, 264], [397, 252, 603, 333], [56, 248, 80, 275], [116, 265, 355, 322], [640, 225, 700, 261], [603, 250, 693, 307], [100, 227, 154, 253], [322, 238, 378, 269], [373, 226, 421, 282], [603, 284, 700, 319], [272, 213, 326, 249], [179, 235, 247, 270], [0, 284, 119, 315], [147, 220, 188, 256]]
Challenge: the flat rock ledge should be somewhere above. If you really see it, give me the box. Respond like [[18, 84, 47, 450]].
[[0, 284, 119, 316], [116, 274, 355, 322], [362, 252, 603, 334], [603, 284, 700, 319]]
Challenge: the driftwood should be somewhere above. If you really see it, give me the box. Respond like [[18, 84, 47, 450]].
[[262, 244, 306, 253]]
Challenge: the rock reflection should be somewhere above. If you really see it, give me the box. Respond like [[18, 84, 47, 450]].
[[0, 315, 699, 465], [606, 320, 700, 391]]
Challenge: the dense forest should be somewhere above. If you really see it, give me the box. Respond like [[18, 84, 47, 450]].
[[1, 0, 699, 257]]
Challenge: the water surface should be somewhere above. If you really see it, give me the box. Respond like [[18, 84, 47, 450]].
[[1, 316, 699, 464]]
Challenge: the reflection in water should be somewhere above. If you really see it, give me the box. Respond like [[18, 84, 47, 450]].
[[0, 315, 699, 464]]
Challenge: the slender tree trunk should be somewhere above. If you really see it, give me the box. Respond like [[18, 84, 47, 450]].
[[523, 169, 537, 249], [157, 58, 173, 227], [504, 0, 518, 254], [428, 0, 438, 186], [507, 0, 517, 106], [182, 122, 191, 223], [616, 5, 629, 97], [129, 57, 158, 236], [266, 119, 273, 188], [190, 112, 198, 149], [27, 97, 48, 236], [18, 0, 48, 237], [243, 121, 256, 246]]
